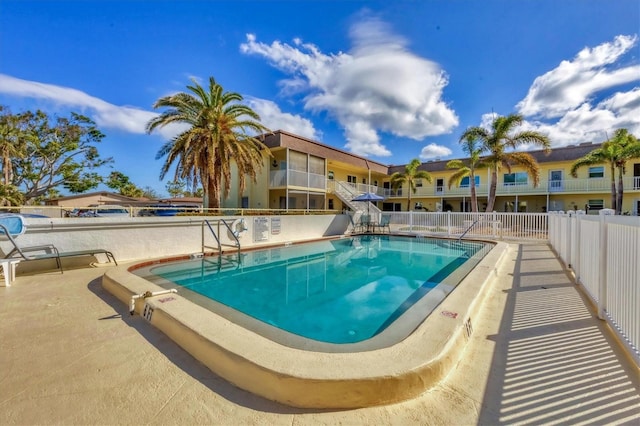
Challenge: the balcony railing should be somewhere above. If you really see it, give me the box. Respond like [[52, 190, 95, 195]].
[[269, 170, 327, 190], [274, 174, 640, 197], [383, 176, 640, 198]]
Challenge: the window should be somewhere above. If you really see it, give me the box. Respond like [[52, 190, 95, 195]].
[[588, 166, 604, 178], [347, 175, 357, 183], [416, 179, 423, 187], [587, 199, 604, 211], [436, 178, 444, 193], [504, 172, 528, 186], [289, 151, 307, 172], [460, 176, 480, 188], [308, 155, 325, 175]]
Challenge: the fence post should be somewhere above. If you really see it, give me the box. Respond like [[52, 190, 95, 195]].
[[494, 211, 499, 238], [573, 210, 585, 282], [447, 211, 451, 237], [597, 208, 614, 319], [566, 210, 574, 268], [409, 210, 413, 232]]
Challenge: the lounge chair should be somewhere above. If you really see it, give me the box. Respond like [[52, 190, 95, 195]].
[[0, 214, 117, 280]]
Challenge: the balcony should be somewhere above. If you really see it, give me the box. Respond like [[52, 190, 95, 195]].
[[382, 176, 640, 198], [269, 170, 327, 190]]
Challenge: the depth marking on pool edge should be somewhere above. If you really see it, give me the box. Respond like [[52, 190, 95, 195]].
[[143, 304, 154, 322], [441, 310, 458, 319]]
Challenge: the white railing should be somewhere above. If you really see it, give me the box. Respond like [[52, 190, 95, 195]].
[[549, 210, 640, 366], [269, 170, 327, 189], [375, 211, 548, 241], [384, 176, 640, 198]]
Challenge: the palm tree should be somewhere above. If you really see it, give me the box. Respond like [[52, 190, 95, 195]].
[[571, 129, 640, 214], [446, 132, 486, 212], [146, 77, 271, 209], [570, 144, 618, 212], [390, 158, 432, 211], [461, 114, 550, 212], [611, 129, 640, 215]]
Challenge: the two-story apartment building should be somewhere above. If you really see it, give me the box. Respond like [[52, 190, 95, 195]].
[[386, 142, 640, 214], [222, 130, 389, 212], [225, 131, 640, 215], [45, 130, 640, 216]]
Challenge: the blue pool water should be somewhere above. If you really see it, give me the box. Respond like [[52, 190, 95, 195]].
[[138, 235, 490, 345]]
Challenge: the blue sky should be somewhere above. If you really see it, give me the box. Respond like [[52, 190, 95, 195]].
[[1, 0, 639, 196]]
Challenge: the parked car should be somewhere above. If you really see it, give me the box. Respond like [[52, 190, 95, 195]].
[[73, 205, 130, 218], [137, 204, 200, 217]]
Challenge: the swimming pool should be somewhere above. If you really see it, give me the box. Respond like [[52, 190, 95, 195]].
[[103, 235, 505, 408], [133, 235, 492, 351]]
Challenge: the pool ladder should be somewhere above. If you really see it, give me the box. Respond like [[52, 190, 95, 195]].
[[202, 219, 241, 255]]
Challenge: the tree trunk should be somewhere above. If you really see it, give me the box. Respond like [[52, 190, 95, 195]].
[[609, 164, 617, 212], [486, 168, 498, 212], [470, 172, 478, 212], [206, 178, 219, 209], [470, 181, 478, 212], [616, 166, 624, 215]]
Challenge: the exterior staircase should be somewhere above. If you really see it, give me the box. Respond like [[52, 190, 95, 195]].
[[332, 181, 382, 226]]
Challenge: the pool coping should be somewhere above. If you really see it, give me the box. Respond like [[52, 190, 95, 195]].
[[102, 237, 509, 409]]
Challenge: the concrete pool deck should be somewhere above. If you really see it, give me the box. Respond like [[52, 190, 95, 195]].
[[1, 242, 638, 424]]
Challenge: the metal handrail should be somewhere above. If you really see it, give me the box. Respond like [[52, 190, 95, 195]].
[[219, 219, 241, 254], [458, 218, 480, 241], [202, 219, 221, 253]]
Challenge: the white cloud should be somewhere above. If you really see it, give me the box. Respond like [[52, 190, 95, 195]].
[[246, 98, 320, 140], [0, 73, 161, 132], [517, 35, 639, 118], [511, 35, 640, 149], [0, 73, 187, 140], [240, 16, 459, 157], [0, 74, 317, 143], [523, 88, 640, 147], [419, 143, 452, 160]]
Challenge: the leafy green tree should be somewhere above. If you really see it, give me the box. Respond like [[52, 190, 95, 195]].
[[0, 106, 27, 186], [142, 186, 160, 199], [0, 183, 24, 206], [106, 171, 144, 198], [146, 77, 271, 209], [165, 179, 186, 198], [571, 128, 640, 214], [9, 109, 112, 203], [390, 158, 432, 211], [461, 113, 550, 212], [446, 132, 486, 212]]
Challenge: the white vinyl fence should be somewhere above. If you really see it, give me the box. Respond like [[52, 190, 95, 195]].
[[370, 211, 548, 241], [549, 210, 640, 366]]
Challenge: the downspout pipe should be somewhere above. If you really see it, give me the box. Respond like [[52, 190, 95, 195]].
[[130, 289, 178, 315]]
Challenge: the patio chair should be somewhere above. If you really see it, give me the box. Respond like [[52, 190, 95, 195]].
[[358, 214, 373, 233], [348, 214, 360, 234], [0, 214, 117, 279], [376, 214, 391, 233]]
